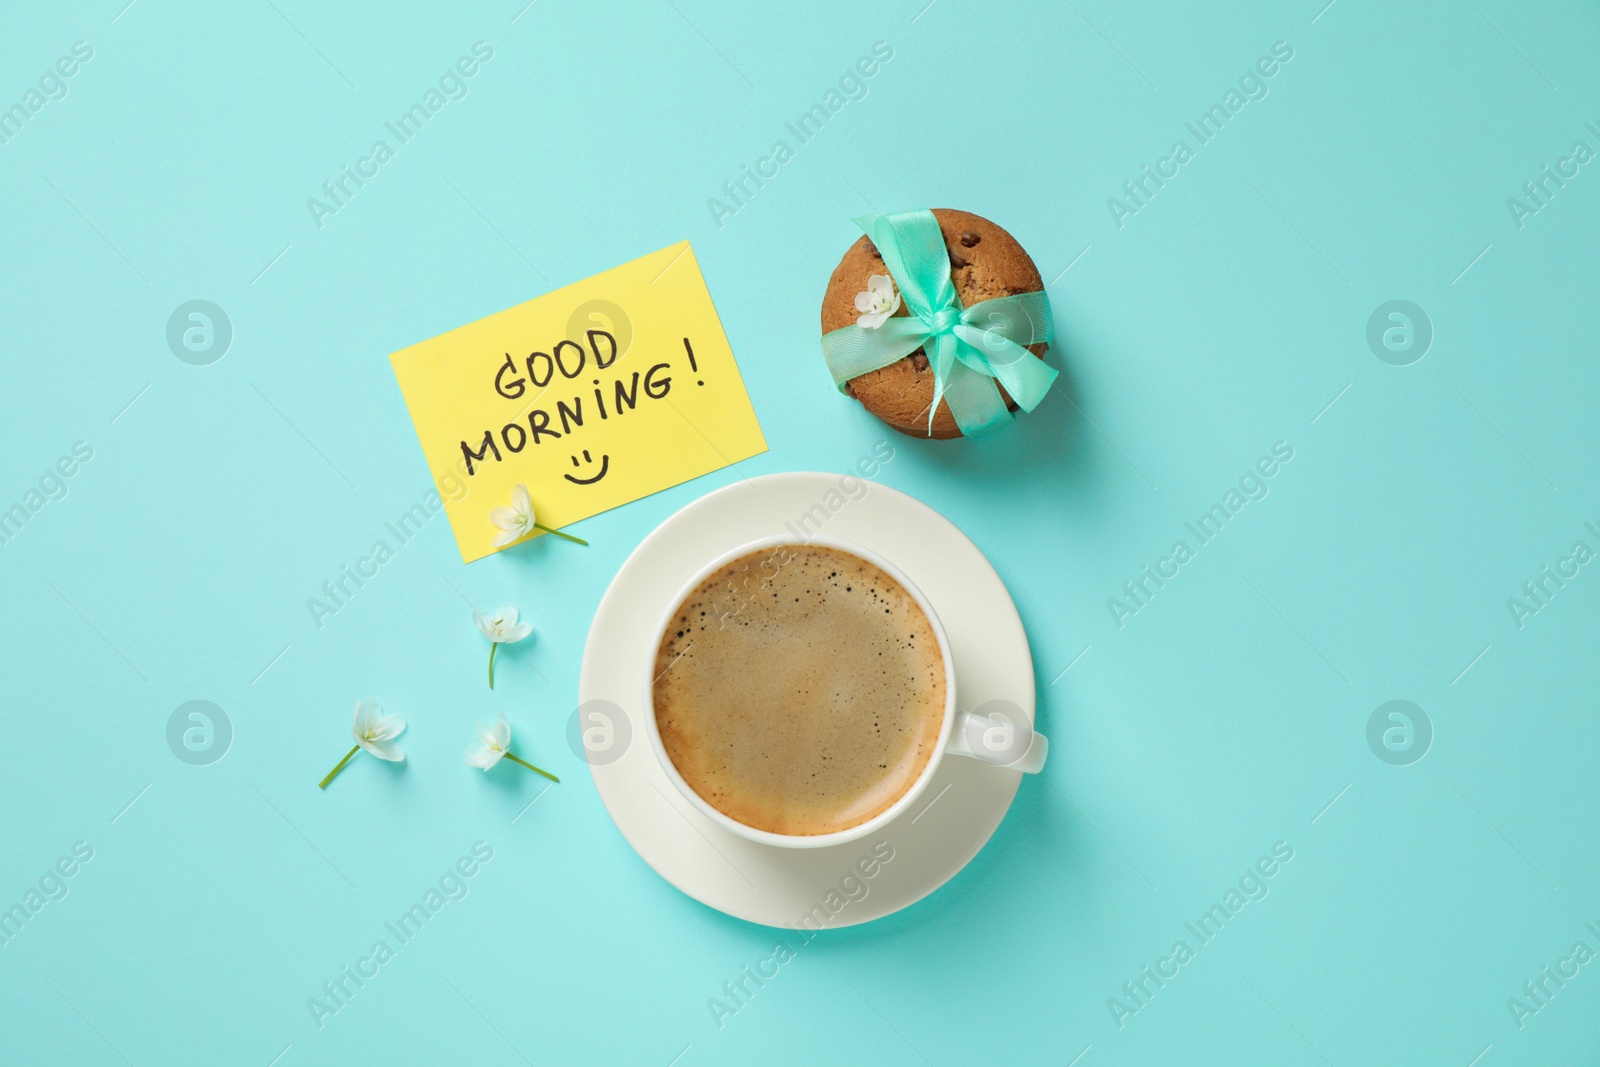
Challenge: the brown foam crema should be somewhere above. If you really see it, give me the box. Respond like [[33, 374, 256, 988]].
[[652, 544, 946, 836]]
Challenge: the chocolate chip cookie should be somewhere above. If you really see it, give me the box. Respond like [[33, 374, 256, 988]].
[[820, 208, 1049, 439]]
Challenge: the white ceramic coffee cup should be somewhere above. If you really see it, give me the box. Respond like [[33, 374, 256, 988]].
[[643, 535, 1048, 849]]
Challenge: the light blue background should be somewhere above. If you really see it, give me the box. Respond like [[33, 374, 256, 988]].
[[3, 0, 1598, 1063]]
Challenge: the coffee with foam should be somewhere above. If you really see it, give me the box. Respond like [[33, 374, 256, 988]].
[[652, 544, 946, 836]]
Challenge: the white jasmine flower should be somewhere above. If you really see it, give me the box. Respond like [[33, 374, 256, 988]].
[[474, 604, 532, 644], [466, 714, 513, 770], [465, 713, 558, 781], [489, 483, 588, 548], [490, 484, 536, 546], [319, 699, 406, 789], [474, 604, 532, 688], [854, 274, 901, 329]]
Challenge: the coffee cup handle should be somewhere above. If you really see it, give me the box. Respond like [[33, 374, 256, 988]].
[[944, 708, 1048, 774]]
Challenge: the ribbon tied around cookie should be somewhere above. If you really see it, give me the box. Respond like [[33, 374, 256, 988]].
[[820, 210, 1058, 436]]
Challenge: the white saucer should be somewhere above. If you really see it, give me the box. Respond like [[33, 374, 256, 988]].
[[577, 472, 1035, 929]]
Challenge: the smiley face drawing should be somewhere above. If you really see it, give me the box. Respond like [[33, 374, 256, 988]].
[[564, 449, 610, 485]]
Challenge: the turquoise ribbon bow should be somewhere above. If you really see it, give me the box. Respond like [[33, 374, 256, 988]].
[[820, 210, 1057, 436]]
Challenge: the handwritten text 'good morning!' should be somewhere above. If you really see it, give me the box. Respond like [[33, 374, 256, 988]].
[[459, 330, 704, 475]]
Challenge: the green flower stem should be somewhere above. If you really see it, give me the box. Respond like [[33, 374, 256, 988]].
[[319, 745, 360, 790], [506, 751, 559, 783], [533, 523, 587, 546], [488, 641, 500, 688]]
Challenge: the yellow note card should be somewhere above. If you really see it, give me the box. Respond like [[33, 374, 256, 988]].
[[390, 241, 766, 562]]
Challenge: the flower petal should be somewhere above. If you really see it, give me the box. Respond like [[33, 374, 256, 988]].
[[365, 738, 405, 762], [512, 484, 533, 521], [492, 714, 512, 748], [352, 699, 381, 739], [473, 610, 499, 640], [868, 274, 893, 295], [465, 742, 497, 769], [502, 621, 532, 643], [854, 291, 876, 313], [857, 309, 889, 330], [369, 714, 406, 742], [488, 506, 519, 530], [495, 605, 519, 626], [492, 528, 521, 547]]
